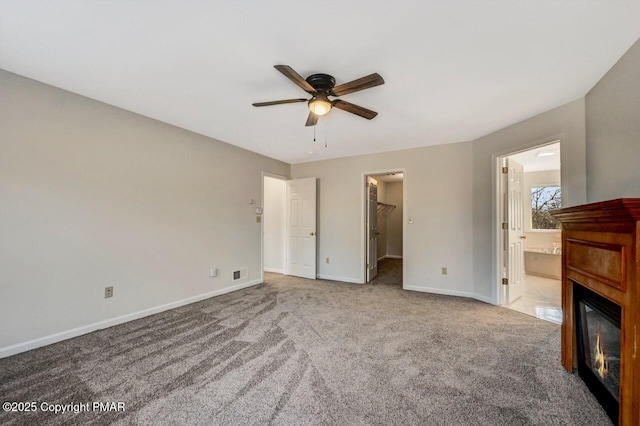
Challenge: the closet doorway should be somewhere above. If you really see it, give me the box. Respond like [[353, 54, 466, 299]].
[[364, 171, 404, 286]]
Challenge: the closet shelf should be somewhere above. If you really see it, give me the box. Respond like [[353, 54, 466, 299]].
[[377, 202, 396, 216]]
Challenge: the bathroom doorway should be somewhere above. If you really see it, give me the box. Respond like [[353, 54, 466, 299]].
[[498, 142, 562, 323], [364, 171, 404, 287]]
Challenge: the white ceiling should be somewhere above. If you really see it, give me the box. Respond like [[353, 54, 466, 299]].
[[373, 173, 404, 183], [508, 142, 560, 172], [1, 1, 639, 164]]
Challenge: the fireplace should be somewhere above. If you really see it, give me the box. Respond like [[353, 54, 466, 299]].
[[574, 281, 621, 424], [552, 199, 640, 426]]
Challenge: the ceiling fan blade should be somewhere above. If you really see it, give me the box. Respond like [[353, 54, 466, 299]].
[[332, 100, 378, 120], [252, 98, 307, 107], [274, 65, 316, 94], [331, 73, 384, 97], [305, 112, 319, 127]]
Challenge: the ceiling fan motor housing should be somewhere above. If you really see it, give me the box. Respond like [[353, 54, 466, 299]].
[[305, 73, 336, 93]]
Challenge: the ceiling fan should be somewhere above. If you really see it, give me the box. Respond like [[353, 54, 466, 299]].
[[252, 65, 384, 127]]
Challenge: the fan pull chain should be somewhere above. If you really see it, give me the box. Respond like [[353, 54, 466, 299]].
[[313, 125, 316, 142]]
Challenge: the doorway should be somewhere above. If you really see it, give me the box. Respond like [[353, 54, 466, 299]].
[[364, 171, 404, 287], [262, 174, 318, 281], [263, 174, 287, 275], [497, 141, 562, 324]]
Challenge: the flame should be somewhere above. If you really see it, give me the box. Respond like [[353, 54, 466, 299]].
[[594, 334, 608, 379]]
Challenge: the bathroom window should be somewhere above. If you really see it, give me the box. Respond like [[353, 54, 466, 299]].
[[531, 186, 561, 230]]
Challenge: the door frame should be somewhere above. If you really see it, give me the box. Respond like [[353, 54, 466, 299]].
[[361, 168, 407, 288], [493, 135, 565, 305], [261, 171, 288, 283]]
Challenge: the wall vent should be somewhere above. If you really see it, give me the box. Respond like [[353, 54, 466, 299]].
[[233, 267, 248, 281]]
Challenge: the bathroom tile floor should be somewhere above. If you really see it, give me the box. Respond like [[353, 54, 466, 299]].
[[506, 274, 562, 324]]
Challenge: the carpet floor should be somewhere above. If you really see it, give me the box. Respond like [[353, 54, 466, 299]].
[[0, 262, 610, 425]]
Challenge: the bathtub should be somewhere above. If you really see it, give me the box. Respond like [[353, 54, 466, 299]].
[[524, 249, 561, 280]]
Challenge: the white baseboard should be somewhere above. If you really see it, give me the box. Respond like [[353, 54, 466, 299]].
[[317, 274, 364, 284], [377, 255, 386, 261], [404, 285, 474, 298], [263, 268, 284, 274], [472, 293, 496, 305], [0, 279, 263, 359], [404, 285, 496, 305]]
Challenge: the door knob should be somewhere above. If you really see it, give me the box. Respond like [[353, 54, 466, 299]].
[[310, 232, 315, 236]]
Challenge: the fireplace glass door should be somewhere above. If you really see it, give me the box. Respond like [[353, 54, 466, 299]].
[[573, 282, 621, 424]]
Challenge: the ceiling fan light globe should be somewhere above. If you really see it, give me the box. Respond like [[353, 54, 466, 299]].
[[309, 99, 332, 116]]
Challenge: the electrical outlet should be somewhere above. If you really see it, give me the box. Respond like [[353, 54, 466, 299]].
[[326, 257, 330, 264], [209, 268, 218, 278], [105, 286, 113, 298], [441, 267, 448, 275]]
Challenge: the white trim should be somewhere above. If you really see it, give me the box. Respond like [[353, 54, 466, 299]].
[[317, 274, 364, 284], [0, 279, 262, 359], [405, 285, 476, 299], [472, 293, 496, 305], [404, 285, 495, 305], [263, 268, 284, 274], [377, 255, 386, 261]]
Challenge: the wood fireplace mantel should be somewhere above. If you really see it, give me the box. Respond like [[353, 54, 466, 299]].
[[553, 198, 640, 426]]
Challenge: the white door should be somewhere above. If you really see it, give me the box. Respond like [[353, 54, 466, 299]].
[[286, 178, 317, 279], [366, 176, 378, 282], [503, 158, 525, 304]]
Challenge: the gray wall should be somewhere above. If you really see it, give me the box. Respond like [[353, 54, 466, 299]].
[[293, 142, 476, 298], [0, 70, 290, 355], [586, 39, 640, 202]]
